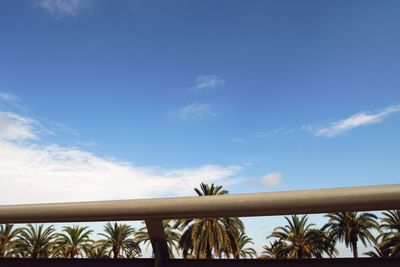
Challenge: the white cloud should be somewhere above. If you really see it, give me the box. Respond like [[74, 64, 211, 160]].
[[307, 104, 400, 138], [256, 127, 295, 138], [35, 0, 91, 16], [259, 173, 283, 186], [231, 137, 246, 144], [0, 111, 240, 205], [0, 112, 37, 141], [194, 75, 225, 90], [169, 103, 216, 120]]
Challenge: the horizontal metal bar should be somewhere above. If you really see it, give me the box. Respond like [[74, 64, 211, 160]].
[[0, 258, 399, 267], [0, 184, 399, 223]]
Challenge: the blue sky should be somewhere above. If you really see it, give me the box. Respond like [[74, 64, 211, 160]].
[[1, 0, 400, 257]]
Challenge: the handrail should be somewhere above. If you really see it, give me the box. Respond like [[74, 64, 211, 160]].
[[1, 184, 399, 224]]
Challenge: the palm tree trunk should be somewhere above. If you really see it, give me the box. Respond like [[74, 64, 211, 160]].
[[206, 247, 212, 259], [298, 249, 303, 259], [0, 245, 5, 258], [352, 241, 358, 258], [183, 249, 188, 259], [113, 247, 119, 259]]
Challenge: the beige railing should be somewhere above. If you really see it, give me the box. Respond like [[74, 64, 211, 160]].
[[1, 184, 400, 267]]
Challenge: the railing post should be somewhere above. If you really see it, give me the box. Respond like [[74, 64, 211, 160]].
[[145, 219, 169, 267]]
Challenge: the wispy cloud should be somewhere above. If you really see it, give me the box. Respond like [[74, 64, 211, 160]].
[[231, 137, 246, 144], [0, 91, 24, 109], [306, 104, 400, 138], [0, 111, 241, 205], [256, 127, 295, 138], [35, 0, 91, 16], [47, 122, 79, 136], [76, 140, 97, 147], [169, 103, 216, 120], [194, 75, 225, 90], [0, 112, 38, 142], [259, 172, 283, 186]]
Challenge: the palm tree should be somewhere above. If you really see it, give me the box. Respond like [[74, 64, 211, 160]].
[[385, 235, 400, 257], [174, 183, 244, 259], [261, 240, 288, 259], [365, 234, 393, 258], [135, 220, 180, 257], [87, 242, 110, 259], [381, 210, 400, 234], [194, 183, 228, 196], [367, 211, 400, 258], [176, 215, 244, 259], [177, 224, 194, 258], [15, 224, 56, 258], [270, 215, 336, 259], [324, 212, 378, 258], [53, 225, 93, 258], [234, 233, 257, 259], [0, 224, 21, 257], [98, 222, 141, 258], [125, 242, 143, 259]]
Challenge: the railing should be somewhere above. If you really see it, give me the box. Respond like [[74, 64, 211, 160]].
[[1, 184, 400, 266]]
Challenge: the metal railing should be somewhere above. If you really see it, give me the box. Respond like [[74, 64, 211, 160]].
[[1, 184, 400, 266]]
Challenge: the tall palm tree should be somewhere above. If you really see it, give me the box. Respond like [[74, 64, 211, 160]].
[[177, 224, 194, 259], [324, 212, 378, 258], [53, 225, 93, 258], [176, 215, 244, 259], [16, 224, 56, 258], [135, 220, 180, 257], [174, 183, 244, 259], [0, 224, 21, 257], [234, 233, 257, 259], [261, 240, 289, 259], [98, 222, 141, 258], [270, 215, 336, 259]]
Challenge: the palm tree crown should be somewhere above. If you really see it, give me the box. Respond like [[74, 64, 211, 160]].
[[323, 212, 378, 258], [0, 224, 21, 257], [381, 210, 400, 234], [234, 233, 257, 259], [370, 210, 400, 258], [365, 234, 394, 258], [261, 240, 289, 259], [16, 224, 56, 258], [53, 225, 93, 258], [270, 215, 336, 259], [87, 242, 110, 259], [194, 183, 228, 196], [98, 222, 141, 258], [174, 183, 244, 259]]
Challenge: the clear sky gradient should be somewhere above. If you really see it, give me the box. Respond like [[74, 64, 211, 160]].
[[1, 0, 399, 257]]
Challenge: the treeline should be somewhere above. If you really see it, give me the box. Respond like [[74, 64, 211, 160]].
[[0, 183, 399, 259]]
